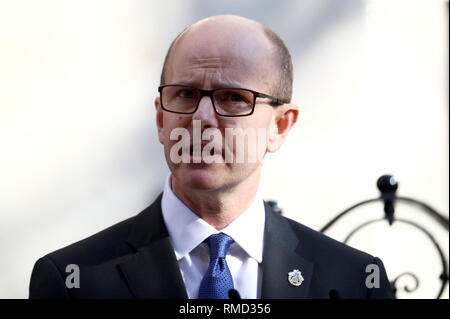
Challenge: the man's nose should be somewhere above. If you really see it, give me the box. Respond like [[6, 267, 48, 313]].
[[192, 95, 219, 128]]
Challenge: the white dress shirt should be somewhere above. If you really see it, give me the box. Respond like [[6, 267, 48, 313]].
[[161, 174, 265, 299]]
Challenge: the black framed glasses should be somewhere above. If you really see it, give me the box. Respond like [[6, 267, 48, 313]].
[[158, 85, 286, 117]]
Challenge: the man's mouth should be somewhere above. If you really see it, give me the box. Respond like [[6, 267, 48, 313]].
[[187, 142, 224, 163]]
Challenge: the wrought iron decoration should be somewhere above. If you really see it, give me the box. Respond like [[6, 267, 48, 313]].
[[320, 175, 449, 299]]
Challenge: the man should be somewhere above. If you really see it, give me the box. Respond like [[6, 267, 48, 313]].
[[29, 15, 393, 299]]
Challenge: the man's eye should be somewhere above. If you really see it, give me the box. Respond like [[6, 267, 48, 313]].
[[230, 94, 245, 102], [179, 89, 195, 98]]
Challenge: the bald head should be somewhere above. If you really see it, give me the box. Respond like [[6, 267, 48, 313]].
[[160, 15, 293, 102]]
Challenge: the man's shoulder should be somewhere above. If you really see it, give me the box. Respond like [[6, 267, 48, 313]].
[[43, 214, 137, 269], [278, 213, 375, 264], [29, 195, 169, 298], [42, 194, 165, 269], [273, 213, 393, 299]]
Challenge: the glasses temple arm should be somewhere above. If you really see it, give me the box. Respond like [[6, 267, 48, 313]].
[[257, 93, 286, 105]]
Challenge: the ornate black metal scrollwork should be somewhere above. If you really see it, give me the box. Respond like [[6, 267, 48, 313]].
[[391, 272, 420, 296], [320, 175, 449, 299]]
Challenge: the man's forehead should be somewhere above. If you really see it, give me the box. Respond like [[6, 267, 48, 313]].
[[168, 47, 272, 90], [166, 16, 275, 84]]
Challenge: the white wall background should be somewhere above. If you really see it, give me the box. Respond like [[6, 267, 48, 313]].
[[0, 0, 448, 298]]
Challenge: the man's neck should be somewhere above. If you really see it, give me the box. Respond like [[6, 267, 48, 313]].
[[170, 170, 261, 230]]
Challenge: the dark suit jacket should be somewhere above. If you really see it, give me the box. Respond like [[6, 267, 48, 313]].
[[29, 193, 394, 298]]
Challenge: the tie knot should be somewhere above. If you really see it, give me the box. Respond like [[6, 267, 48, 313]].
[[206, 233, 234, 258]]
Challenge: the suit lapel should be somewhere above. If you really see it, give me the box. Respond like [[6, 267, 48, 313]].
[[261, 202, 314, 299], [118, 194, 188, 298]]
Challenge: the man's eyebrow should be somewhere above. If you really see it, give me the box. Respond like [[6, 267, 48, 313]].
[[171, 79, 249, 90]]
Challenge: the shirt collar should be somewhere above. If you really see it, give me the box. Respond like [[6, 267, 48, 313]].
[[161, 173, 265, 263]]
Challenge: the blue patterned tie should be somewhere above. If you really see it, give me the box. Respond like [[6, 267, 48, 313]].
[[198, 233, 235, 299]]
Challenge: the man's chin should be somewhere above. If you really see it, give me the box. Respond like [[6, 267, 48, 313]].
[[172, 165, 227, 192]]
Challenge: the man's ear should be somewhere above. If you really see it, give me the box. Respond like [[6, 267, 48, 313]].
[[155, 97, 165, 144], [267, 103, 299, 153]]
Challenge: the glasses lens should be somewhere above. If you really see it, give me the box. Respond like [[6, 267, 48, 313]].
[[161, 86, 200, 113], [213, 89, 254, 116]]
